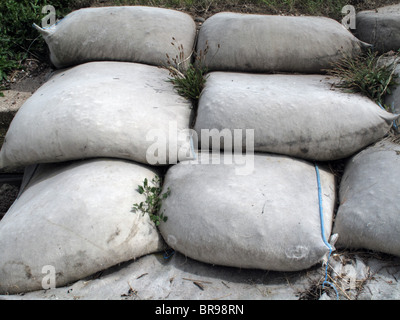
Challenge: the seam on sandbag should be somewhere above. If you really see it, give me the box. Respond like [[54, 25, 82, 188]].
[[16, 164, 39, 199], [378, 102, 399, 131]]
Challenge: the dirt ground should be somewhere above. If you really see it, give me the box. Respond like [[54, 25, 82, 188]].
[[0, 60, 53, 147]]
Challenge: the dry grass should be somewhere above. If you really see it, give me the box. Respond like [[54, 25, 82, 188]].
[[299, 248, 399, 300], [326, 50, 400, 108]]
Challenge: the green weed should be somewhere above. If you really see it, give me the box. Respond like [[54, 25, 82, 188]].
[[132, 175, 171, 226]]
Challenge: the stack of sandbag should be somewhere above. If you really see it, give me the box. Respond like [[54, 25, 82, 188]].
[[194, 12, 397, 160], [1, 6, 197, 169], [1, 7, 400, 295], [333, 138, 400, 257], [157, 12, 400, 273], [0, 6, 197, 295]]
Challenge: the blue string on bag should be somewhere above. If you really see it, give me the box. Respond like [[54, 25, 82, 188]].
[[315, 164, 339, 300]]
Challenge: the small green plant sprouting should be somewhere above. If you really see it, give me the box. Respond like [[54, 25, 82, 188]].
[[326, 49, 399, 110], [164, 38, 218, 106], [132, 175, 170, 227]]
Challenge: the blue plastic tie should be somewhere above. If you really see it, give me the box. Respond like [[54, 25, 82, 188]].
[[390, 102, 399, 131], [315, 164, 339, 300], [163, 249, 175, 260]]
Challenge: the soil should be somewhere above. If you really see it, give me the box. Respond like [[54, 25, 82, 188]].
[[0, 184, 20, 220], [0, 60, 53, 147]]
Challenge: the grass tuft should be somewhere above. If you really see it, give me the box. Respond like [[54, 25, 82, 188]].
[[132, 175, 171, 227], [164, 38, 215, 107], [326, 50, 400, 109]]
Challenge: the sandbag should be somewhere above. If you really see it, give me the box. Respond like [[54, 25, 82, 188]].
[[0, 158, 165, 295], [333, 139, 400, 257], [0, 61, 193, 169], [355, 4, 400, 53], [194, 72, 398, 161], [196, 12, 366, 73], [34, 6, 197, 69], [158, 152, 336, 272]]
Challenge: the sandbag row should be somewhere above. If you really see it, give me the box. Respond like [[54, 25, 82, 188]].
[[27, 4, 400, 74], [36, 6, 365, 74], [2, 67, 397, 169], [0, 159, 165, 294], [0, 151, 337, 294], [3, 6, 396, 169]]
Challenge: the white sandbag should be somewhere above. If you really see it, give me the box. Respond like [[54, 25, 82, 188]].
[[194, 72, 398, 161], [355, 4, 400, 53], [196, 12, 366, 73], [333, 139, 400, 257], [159, 152, 336, 272], [34, 6, 197, 69], [0, 61, 193, 169], [0, 158, 165, 295]]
